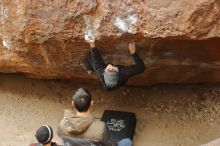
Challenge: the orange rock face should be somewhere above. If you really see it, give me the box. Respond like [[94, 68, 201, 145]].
[[0, 0, 220, 85]]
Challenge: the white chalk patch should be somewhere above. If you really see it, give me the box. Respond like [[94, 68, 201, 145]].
[[2, 39, 11, 49], [83, 15, 98, 41], [1, 7, 10, 26], [114, 14, 138, 34], [84, 31, 95, 42], [128, 15, 138, 24], [2, 8, 8, 18], [114, 17, 127, 32]]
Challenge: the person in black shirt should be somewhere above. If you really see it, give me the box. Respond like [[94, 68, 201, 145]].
[[84, 39, 145, 90]]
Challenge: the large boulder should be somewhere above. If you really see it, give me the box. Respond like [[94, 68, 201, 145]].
[[0, 0, 220, 85]]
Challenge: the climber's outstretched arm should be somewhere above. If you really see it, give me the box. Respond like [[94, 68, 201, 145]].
[[120, 43, 145, 79], [84, 38, 106, 78]]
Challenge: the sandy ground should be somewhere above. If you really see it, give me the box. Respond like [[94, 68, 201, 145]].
[[1, 74, 220, 146]]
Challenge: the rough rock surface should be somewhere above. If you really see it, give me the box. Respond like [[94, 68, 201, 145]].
[[0, 0, 220, 85]]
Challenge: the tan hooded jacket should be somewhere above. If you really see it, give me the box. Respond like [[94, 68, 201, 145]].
[[59, 109, 116, 146]]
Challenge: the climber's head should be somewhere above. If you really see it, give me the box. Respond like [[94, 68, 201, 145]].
[[103, 64, 119, 88]]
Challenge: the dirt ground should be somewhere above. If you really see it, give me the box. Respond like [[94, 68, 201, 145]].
[[1, 74, 220, 146]]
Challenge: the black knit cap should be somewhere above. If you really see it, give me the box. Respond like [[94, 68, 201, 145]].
[[103, 71, 119, 88], [35, 125, 53, 144]]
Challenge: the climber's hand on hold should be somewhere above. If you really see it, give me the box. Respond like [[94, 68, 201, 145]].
[[129, 42, 136, 54], [85, 34, 96, 48], [89, 41, 95, 48]]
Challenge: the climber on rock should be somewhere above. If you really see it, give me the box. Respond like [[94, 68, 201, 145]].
[[83, 36, 145, 90]]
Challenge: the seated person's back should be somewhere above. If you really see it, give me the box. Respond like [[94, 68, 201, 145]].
[[59, 109, 106, 144], [58, 88, 116, 146]]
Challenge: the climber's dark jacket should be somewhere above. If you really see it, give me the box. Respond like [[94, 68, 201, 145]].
[[84, 47, 145, 89]]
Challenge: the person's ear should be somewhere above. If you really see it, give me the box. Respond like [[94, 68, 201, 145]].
[[91, 100, 94, 106], [72, 101, 75, 107]]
